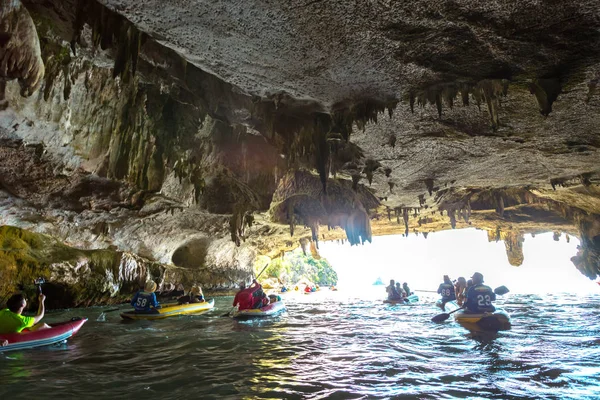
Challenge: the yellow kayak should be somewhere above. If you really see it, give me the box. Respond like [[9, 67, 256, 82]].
[[454, 309, 511, 331], [120, 299, 215, 320]]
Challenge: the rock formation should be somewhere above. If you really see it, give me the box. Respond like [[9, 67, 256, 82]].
[[0, 0, 599, 306]]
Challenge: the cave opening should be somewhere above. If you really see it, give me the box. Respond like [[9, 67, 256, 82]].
[[318, 229, 598, 296]]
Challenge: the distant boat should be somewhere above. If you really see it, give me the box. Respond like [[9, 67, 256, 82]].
[[373, 277, 384, 286]]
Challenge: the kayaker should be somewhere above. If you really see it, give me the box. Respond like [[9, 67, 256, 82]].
[[233, 282, 250, 310], [252, 281, 269, 308], [402, 282, 412, 296], [0, 293, 50, 334], [454, 277, 467, 306], [437, 275, 456, 309], [395, 282, 407, 297], [386, 280, 402, 300], [464, 272, 496, 313], [233, 280, 262, 310], [255, 291, 270, 309], [177, 286, 205, 304], [131, 281, 161, 313], [268, 294, 281, 303]]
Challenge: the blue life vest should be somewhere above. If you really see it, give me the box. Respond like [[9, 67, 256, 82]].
[[131, 291, 159, 311], [465, 284, 496, 313], [438, 283, 456, 301]]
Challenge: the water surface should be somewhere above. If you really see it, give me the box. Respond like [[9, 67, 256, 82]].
[[1, 289, 599, 399]]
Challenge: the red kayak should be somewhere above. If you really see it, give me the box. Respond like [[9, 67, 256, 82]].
[[0, 317, 87, 352]]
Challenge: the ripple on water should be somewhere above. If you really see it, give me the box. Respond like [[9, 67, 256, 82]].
[[1, 293, 600, 399]]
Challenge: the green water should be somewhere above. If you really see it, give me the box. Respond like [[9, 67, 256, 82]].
[[1, 290, 600, 399]]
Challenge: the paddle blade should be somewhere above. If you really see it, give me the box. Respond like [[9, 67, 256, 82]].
[[494, 285, 510, 295], [431, 313, 450, 323]]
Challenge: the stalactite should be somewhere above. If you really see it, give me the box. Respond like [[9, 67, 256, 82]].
[[496, 195, 504, 217], [529, 78, 561, 116], [351, 174, 361, 191], [448, 208, 456, 229], [387, 135, 396, 148], [424, 179, 436, 196], [299, 238, 309, 255]]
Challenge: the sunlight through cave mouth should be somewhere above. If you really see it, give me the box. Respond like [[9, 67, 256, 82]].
[[317, 228, 597, 295]]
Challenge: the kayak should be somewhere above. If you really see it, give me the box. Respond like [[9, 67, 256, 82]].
[[0, 317, 87, 352], [231, 301, 286, 319], [383, 294, 419, 305], [120, 299, 214, 320], [435, 299, 460, 312], [454, 309, 511, 331]]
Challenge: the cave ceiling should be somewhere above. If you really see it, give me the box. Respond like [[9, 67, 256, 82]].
[[0, 0, 599, 288], [95, 0, 600, 205]]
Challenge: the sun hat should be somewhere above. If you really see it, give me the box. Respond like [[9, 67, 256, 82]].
[[144, 281, 157, 293]]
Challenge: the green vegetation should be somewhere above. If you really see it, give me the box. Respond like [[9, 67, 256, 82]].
[[265, 249, 338, 286], [0, 225, 160, 308]]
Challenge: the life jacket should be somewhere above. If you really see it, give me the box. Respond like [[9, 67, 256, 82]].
[[465, 284, 496, 312], [438, 283, 456, 301], [235, 290, 254, 310]]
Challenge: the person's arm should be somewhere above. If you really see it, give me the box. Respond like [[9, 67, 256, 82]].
[[32, 294, 46, 324], [131, 292, 138, 307], [437, 284, 442, 294], [151, 293, 161, 308]]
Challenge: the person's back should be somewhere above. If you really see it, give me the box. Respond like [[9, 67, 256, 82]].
[[386, 280, 397, 300], [464, 272, 496, 313], [437, 275, 456, 302], [234, 280, 262, 310], [395, 283, 406, 298], [233, 283, 252, 310], [455, 277, 467, 306], [132, 281, 160, 313], [403, 282, 411, 296]]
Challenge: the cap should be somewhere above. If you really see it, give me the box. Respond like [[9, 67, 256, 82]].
[[471, 272, 484, 282], [144, 281, 157, 293]]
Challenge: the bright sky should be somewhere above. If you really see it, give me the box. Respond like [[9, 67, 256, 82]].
[[319, 228, 599, 295]]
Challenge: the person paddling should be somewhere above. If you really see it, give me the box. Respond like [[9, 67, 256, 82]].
[[395, 282, 407, 298], [233, 280, 263, 310], [403, 282, 412, 296], [0, 293, 50, 335], [464, 272, 496, 313], [437, 275, 456, 309], [454, 277, 467, 306], [177, 286, 205, 305], [131, 281, 161, 313], [386, 279, 402, 300]]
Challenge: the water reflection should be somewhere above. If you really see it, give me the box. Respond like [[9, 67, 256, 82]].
[[1, 293, 599, 398]]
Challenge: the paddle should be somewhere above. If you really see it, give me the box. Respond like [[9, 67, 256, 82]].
[[431, 285, 510, 323], [431, 305, 465, 323], [221, 263, 270, 317]]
